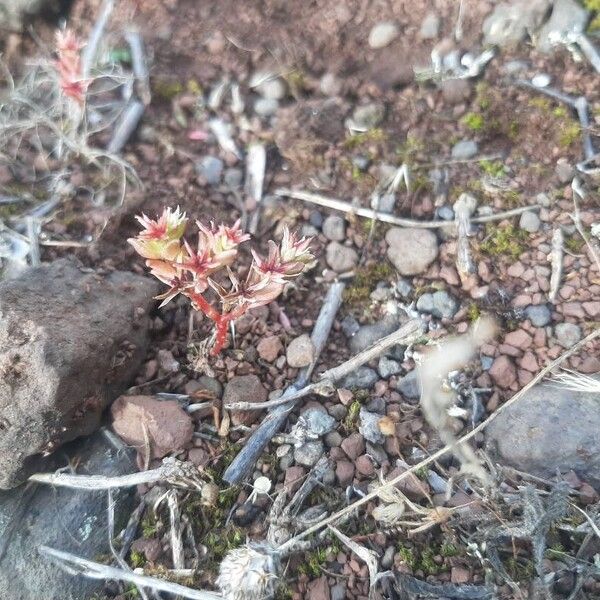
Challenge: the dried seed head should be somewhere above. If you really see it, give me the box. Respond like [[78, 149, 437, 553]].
[[217, 542, 280, 600]]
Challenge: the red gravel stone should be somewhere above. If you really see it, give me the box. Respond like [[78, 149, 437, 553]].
[[489, 356, 517, 389]]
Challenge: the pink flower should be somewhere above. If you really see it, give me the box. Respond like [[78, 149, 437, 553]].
[[251, 227, 313, 283], [55, 29, 88, 104], [209, 269, 284, 313], [127, 207, 187, 260]]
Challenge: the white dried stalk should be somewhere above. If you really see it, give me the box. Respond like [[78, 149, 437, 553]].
[[454, 194, 475, 278], [29, 457, 203, 490], [571, 178, 600, 276], [167, 490, 186, 571], [81, 0, 114, 78], [209, 118, 240, 158], [225, 320, 424, 411], [246, 143, 266, 234], [552, 370, 600, 394], [328, 526, 379, 590], [276, 188, 540, 229], [549, 228, 564, 304], [39, 546, 221, 599], [124, 29, 151, 106]]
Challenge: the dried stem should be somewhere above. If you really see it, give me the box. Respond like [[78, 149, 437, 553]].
[[81, 0, 114, 78], [39, 546, 221, 600], [278, 328, 600, 552], [167, 490, 186, 571], [275, 188, 539, 228], [225, 317, 423, 412], [29, 457, 202, 490], [549, 228, 564, 304]]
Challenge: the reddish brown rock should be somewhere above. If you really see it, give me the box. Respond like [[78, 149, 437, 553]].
[[341, 432, 365, 460], [355, 454, 375, 477], [111, 396, 194, 458], [223, 375, 268, 426], [336, 460, 355, 486], [308, 576, 330, 600], [504, 329, 533, 349], [257, 335, 283, 362], [489, 356, 517, 389], [284, 465, 306, 493], [388, 465, 431, 500]]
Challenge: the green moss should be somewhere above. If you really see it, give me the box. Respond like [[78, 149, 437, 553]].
[[552, 106, 568, 118], [344, 128, 387, 150], [440, 542, 459, 557], [396, 134, 425, 162], [475, 82, 491, 110], [584, 0, 600, 30], [500, 189, 523, 208], [528, 97, 552, 111], [299, 547, 328, 577], [479, 159, 506, 178], [505, 556, 534, 581], [141, 514, 158, 537], [396, 545, 417, 569], [342, 261, 394, 305], [152, 79, 184, 100], [419, 547, 440, 575], [467, 303, 481, 323], [480, 224, 528, 259], [461, 112, 485, 131], [344, 399, 362, 430], [558, 122, 581, 147], [129, 550, 146, 568], [546, 543, 566, 559], [204, 526, 244, 562], [564, 234, 585, 252], [274, 584, 294, 600]]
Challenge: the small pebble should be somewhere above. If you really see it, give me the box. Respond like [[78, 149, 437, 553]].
[[368, 21, 400, 49]]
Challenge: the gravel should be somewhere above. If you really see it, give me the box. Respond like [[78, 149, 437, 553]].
[[519, 210, 541, 233], [254, 97, 279, 117], [301, 407, 336, 437], [419, 12, 441, 39], [368, 21, 399, 49], [359, 407, 386, 444], [525, 304, 552, 327], [196, 155, 223, 185], [322, 215, 346, 241], [417, 290, 459, 319], [349, 315, 399, 353], [555, 322, 582, 347], [378, 355, 401, 379], [294, 440, 324, 467], [351, 103, 385, 129], [386, 228, 439, 275], [395, 370, 421, 400], [341, 366, 379, 389], [286, 333, 315, 368], [451, 139, 478, 160], [326, 241, 358, 272]]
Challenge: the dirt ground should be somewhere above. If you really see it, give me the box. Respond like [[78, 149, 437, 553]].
[[1, 0, 600, 598]]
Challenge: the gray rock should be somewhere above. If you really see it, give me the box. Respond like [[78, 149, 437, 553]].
[[324, 431, 342, 448], [322, 468, 336, 486], [341, 314, 360, 338], [328, 404, 347, 420], [196, 155, 223, 185], [0, 429, 136, 599], [371, 193, 396, 213], [419, 12, 441, 39], [525, 304, 552, 327], [537, 0, 589, 53], [368, 21, 400, 49], [287, 334, 315, 368], [451, 139, 478, 160], [483, 0, 551, 47], [378, 355, 401, 379], [555, 322, 582, 348], [395, 370, 421, 400], [359, 408, 385, 444], [352, 103, 385, 130], [0, 260, 156, 489], [504, 60, 529, 74], [441, 78, 472, 105], [386, 228, 439, 276], [301, 408, 336, 437], [326, 241, 358, 272], [486, 382, 600, 486], [309, 210, 324, 229], [366, 396, 386, 413], [437, 205, 455, 221], [223, 168, 243, 188], [320, 72, 342, 96], [301, 224, 319, 238], [395, 278, 413, 298], [555, 158, 575, 183], [0, 0, 49, 30], [341, 366, 379, 389], [381, 546, 396, 569], [331, 584, 346, 600], [519, 210, 541, 233], [417, 290, 458, 319], [256, 77, 287, 100], [352, 155, 370, 172], [254, 97, 279, 117], [294, 440, 324, 467], [223, 375, 268, 426], [322, 215, 346, 241], [350, 315, 399, 353], [481, 355, 494, 370]]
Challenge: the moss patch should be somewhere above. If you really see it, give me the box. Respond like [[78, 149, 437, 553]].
[[480, 224, 528, 259], [342, 261, 394, 306]]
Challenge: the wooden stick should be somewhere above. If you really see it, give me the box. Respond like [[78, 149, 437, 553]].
[[278, 328, 600, 552], [39, 546, 222, 600], [222, 282, 344, 485], [107, 99, 145, 154], [275, 188, 539, 228], [81, 0, 115, 78]]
